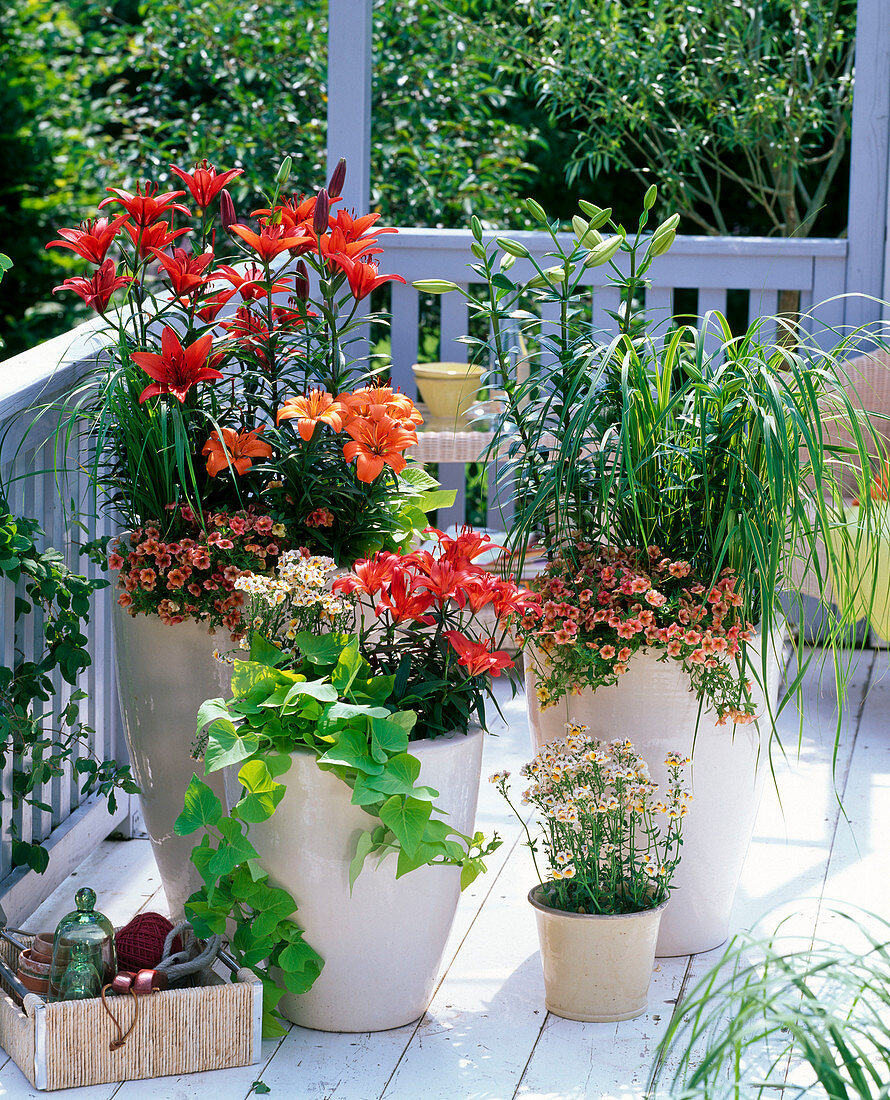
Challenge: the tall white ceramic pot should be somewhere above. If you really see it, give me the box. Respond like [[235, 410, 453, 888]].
[[529, 885, 667, 1021], [524, 632, 784, 956], [244, 727, 484, 1032], [112, 605, 230, 919]]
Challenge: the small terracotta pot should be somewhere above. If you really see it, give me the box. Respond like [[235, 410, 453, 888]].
[[17, 949, 52, 979], [529, 885, 667, 1022], [15, 970, 49, 996], [30, 933, 55, 964]]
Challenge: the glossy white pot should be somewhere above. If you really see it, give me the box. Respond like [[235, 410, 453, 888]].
[[243, 727, 484, 1032], [529, 886, 666, 1021], [524, 632, 784, 956], [112, 606, 230, 919]]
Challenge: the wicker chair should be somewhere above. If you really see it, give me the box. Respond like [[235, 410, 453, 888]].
[[788, 349, 890, 640]]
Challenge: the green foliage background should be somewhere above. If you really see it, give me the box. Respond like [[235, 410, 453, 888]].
[[0, 0, 856, 359]]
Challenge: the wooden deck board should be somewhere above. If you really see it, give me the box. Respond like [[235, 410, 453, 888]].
[[0, 653, 887, 1098]]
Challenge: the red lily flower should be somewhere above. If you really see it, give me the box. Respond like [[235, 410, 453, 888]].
[[169, 160, 243, 209], [342, 414, 418, 482], [252, 192, 341, 233], [218, 305, 276, 363], [430, 526, 500, 571], [213, 263, 292, 302], [53, 259, 133, 314], [149, 247, 214, 296], [202, 426, 273, 476], [124, 220, 190, 257], [444, 632, 514, 677], [332, 254, 406, 301], [229, 222, 314, 261], [100, 182, 191, 228], [278, 390, 346, 439], [321, 226, 383, 264], [45, 215, 129, 264], [132, 326, 223, 403], [377, 567, 435, 625], [329, 209, 396, 244], [413, 558, 468, 606], [332, 552, 400, 599], [194, 288, 237, 323]]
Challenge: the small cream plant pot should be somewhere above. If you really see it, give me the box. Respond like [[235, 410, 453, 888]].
[[411, 361, 483, 428], [529, 886, 667, 1022], [240, 726, 484, 1032], [524, 628, 784, 956]]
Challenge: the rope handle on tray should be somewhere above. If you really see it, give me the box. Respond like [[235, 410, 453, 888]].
[[100, 984, 139, 1051]]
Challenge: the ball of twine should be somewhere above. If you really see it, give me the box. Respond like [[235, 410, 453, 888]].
[[115, 912, 180, 971]]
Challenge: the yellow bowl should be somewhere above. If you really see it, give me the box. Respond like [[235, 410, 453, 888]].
[[412, 362, 484, 427]]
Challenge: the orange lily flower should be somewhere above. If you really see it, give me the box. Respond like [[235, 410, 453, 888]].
[[340, 386, 423, 428], [342, 414, 417, 482], [131, 326, 223, 403], [278, 390, 346, 440], [229, 222, 314, 261], [202, 426, 273, 477]]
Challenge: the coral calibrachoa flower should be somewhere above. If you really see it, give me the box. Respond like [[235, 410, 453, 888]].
[[110, 507, 290, 636], [515, 544, 757, 724], [492, 724, 690, 914]]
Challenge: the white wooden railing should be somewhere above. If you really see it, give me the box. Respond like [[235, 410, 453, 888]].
[[0, 229, 855, 918]]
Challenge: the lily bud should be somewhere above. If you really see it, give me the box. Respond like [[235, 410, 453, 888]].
[[644, 184, 658, 210], [525, 198, 547, 223], [584, 235, 623, 268], [313, 189, 331, 235], [412, 279, 459, 294], [500, 252, 517, 272], [649, 229, 676, 258], [276, 157, 293, 186], [471, 215, 484, 242], [219, 190, 237, 231], [327, 158, 347, 199], [527, 264, 574, 289], [496, 237, 530, 259], [571, 216, 602, 249], [294, 260, 310, 301]]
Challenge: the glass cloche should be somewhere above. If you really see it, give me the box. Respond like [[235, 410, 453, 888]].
[[50, 887, 116, 1001]]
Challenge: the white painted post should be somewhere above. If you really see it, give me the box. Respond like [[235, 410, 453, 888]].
[[845, 0, 890, 330], [326, 0, 372, 215]]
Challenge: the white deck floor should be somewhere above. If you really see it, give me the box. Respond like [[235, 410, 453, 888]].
[[1, 647, 888, 1100]]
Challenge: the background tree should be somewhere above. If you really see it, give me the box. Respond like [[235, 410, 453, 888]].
[[502, 0, 857, 238]]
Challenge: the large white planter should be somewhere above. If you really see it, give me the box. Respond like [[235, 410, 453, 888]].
[[529, 885, 666, 1022], [243, 727, 484, 1032], [524, 632, 784, 956], [112, 606, 230, 919]]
